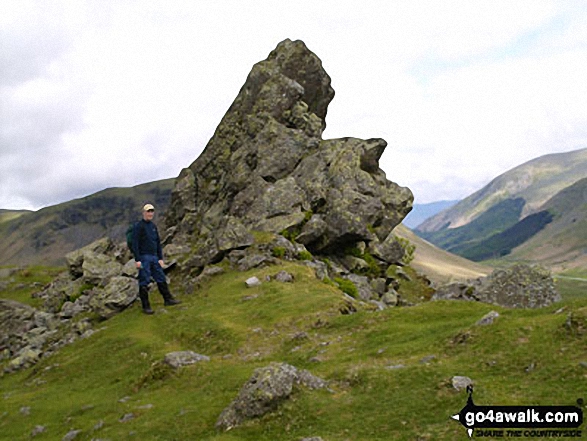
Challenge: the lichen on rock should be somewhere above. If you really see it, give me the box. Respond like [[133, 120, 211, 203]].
[[164, 39, 413, 287]]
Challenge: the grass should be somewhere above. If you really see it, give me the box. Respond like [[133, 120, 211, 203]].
[[0, 266, 65, 308], [1, 262, 586, 440]]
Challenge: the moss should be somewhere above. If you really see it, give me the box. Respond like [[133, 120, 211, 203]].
[[272, 247, 286, 258], [334, 277, 358, 298], [298, 250, 313, 261], [251, 230, 276, 245], [395, 236, 415, 264]]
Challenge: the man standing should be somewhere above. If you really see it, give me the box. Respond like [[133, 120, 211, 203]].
[[132, 203, 180, 314]]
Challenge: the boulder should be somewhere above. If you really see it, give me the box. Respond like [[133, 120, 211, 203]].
[[88, 277, 138, 319], [164, 351, 210, 368], [82, 253, 123, 286], [476, 311, 500, 326], [451, 376, 474, 391], [216, 362, 326, 431], [476, 264, 560, 308], [245, 277, 262, 288], [434, 264, 560, 309], [65, 238, 115, 278]]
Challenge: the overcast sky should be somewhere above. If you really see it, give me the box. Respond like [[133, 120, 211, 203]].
[[2, 1, 587, 210]]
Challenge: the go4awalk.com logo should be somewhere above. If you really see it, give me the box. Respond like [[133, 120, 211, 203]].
[[451, 386, 584, 438]]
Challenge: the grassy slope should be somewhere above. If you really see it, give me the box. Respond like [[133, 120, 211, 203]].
[[507, 177, 587, 272], [0, 210, 31, 224], [418, 147, 587, 233], [1, 262, 585, 441], [395, 224, 491, 284]]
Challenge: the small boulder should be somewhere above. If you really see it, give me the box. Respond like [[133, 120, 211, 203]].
[[216, 362, 326, 431], [245, 276, 262, 288], [274, 270, 294, 283], [62, 429, 82, 441], [476, 311, 500, 326], [451, 375, 473, 391], [164, 351, 210, 368]]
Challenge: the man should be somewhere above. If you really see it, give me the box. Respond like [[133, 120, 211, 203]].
[[132, 203, 180, 314]]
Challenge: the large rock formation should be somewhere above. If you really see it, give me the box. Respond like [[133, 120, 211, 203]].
[[164, 39, 413, 274]]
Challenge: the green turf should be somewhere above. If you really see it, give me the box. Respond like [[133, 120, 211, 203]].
[[1, 262, 585, 440]]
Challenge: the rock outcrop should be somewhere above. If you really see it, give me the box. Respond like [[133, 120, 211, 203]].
[[1, 238, 147, 372], [216, 362, 327, 431], [164, 39, 413, 278], [433, 264, 560, 308]]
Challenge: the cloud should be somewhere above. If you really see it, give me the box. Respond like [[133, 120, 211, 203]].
[[1, 0, 586, 209]]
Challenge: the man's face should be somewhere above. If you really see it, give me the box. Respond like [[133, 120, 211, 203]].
[[143, 209, 155, 221]]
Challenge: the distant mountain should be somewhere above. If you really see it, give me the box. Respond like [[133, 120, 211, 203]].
[[505, 177, 587, 271], [0, 179, 174, 266], [402, 200, 459, 229], [415, 148, 587, 267], [418, 147, 587, 233]]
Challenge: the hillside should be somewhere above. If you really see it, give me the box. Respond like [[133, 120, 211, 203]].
[[0, 209, 31, 224], [0, 179, 174, 266], [417, 147, 587, 233], [1, 261, 585, 440], [394, 224, 491, 284], [416, 148, 587, 265], [506, 177, 587, 272]]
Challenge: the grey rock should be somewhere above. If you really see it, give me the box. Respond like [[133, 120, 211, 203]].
[[163, 39, 412, 272], [119, 413, 135, 423], [385, 364, 405, 370], [476, 311, 500, 326], [579, 361, 587, 369], [368, 235, 405, 265], [20, 406, 31, 415], [65, 238, 115, 279], [451, 376, 473, 391], [245, 276, 262, 288], [435, 265, 560, 309], [477, 264, 560, 308], [121, 259, 138, 278], [88, 277, 138, 319], [370, 278, 387, 296], [60, 301, 83, 319], [216, 362, 326, 431], [238, 254, 269, 272], [381, 289, 399, 306], [31, 425, 46, 437], [346, 274, 374, 301], [303, 260, 329, 281], [274, 270, 294, 283], [82, 253, 123, 286], [164, 351, 210, 368], [420, 355, 436, 364], [62, 429, 82, 441], [300, 437, 324, 441]]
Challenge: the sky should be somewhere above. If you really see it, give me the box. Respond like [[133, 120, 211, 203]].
[[1, 0, 587, 210]]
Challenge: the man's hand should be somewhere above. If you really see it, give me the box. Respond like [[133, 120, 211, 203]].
[[136, 261, 142, 269], [158, 260, 165, 268]]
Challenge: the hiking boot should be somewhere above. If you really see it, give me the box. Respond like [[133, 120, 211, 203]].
[[139, 286, 154, 315], [157, 282, 181, 306]]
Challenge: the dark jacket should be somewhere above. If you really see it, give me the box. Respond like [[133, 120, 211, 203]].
[[132, 219, 163, 261]]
